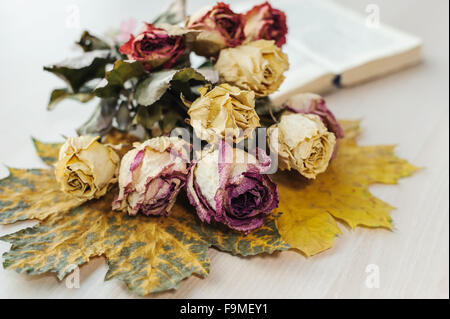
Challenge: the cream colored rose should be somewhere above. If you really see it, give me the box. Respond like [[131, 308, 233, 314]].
[[186, 83, 260, 143], [55, 136, 120, 199], [268, 113, 336, 179], [215, 40, 289, 97], [113, 137, 191, 216]]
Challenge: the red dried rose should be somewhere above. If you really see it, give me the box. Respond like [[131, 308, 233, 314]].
[[186, 2, 246, 57], [119, 23, 186, 71], [244, 2, 288, 47]]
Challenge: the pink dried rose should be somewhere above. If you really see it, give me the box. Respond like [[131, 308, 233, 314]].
[[282, 93, 344, 139], [119, 23, 186, 71], [113, 137, 191, 216], [186, 2, 246, 57], [244, 2, 288, 47], [186, 141, 278, 233]]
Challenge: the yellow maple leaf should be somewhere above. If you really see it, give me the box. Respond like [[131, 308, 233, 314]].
[[274, 120, 420, 256]]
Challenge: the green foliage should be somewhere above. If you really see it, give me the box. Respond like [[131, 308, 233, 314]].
[[76, 31, 111, 52], [44, 50, 114, 93], [47, 87, 94, 110], [94, 60, 146, 98]]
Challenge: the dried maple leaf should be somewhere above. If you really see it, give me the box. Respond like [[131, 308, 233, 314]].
[[2, 196, 211, 295], [0, 139, 287, 295], [274, 120, 420, 256], [0, 167, 85, 224]]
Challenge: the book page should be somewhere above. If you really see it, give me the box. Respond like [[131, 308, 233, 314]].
[[234, 0, 422, 81], [274, 42, 333, 97], [233, 1, 337, 98], [280, 0, 422, 73]]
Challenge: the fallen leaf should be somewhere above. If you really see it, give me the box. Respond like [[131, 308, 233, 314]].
[[1, 195, 211, 295], [0, 167, 84, 224], [201, 214, 289, 256], [32, 138, 61, 166], [274, 120, 420, 256]]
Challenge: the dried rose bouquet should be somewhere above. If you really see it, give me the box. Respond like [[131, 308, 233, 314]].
[[44, 0, 344, 232], [0, 0, 419, 296]]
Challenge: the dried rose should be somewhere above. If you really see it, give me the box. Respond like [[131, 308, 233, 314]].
[[186, 141, 278, 233], [55, 136, 119, 199], [119, 23, 186, 71], [215, 40, 289, 97], [186, 83, 260, 144], [268, 113, 336, 179], [113, 137, 190, 216], [186, 2, 245, 57], [282, 93, 344, 139], [244, 2, 288, 47]]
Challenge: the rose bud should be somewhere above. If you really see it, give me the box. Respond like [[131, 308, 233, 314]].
[[186, 83, 260, 144], [55, 136, 120, 199], [268, 113, 336, 179], [282, 93, 344, 139], [113, 137, 191, 216], [186, 2, 246, 57], [186, 141, 278, 233], [215, 40, 289, 97], [244, 2, 288, 47], [119, 23, 186, 71]]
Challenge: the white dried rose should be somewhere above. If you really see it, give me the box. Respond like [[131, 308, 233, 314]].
[[55, 136, 119, 199], [215, 40, 289, 97], [268, 113, 336, 179], [113, 137, 191, 216]]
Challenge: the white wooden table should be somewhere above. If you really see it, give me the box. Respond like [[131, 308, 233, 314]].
[[0, 0, 448, 298]]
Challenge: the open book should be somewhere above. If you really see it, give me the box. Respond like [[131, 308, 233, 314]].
[[235, 0, 422, 103]]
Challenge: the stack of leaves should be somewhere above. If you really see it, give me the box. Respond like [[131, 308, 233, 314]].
[[0, 121, 418, 295]]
